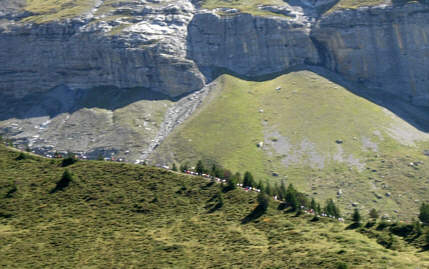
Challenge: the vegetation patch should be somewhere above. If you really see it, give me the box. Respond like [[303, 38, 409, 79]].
[[0, 145, 429, 267], [22, 0, 96, 23]]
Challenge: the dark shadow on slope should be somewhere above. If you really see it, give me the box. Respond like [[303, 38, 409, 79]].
[[0, 85, 174, 121], [346, 222, 361, 230], [241, 204, 266, 224]]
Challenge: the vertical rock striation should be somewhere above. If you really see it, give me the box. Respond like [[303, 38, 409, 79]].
[[187, 12, 320, 80], [311, 3, 429, 106]]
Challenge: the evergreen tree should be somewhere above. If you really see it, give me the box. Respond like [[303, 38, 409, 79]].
[[180, 163, 189, 173], [273, 182, 280, 197], [285, 184, 298, 211], [257, 192, 269, 212], [352, 208, 361, 224], [215, 166, 224, 178], [257, 181, 265, 192], [316, 203, 322, 215], [196, 160, 205, 175], [172, 163, 177, 171], [369, 208, 379, 220], [235, 172, 242, 184], [325, 199, 341, 218], [419, 203, 429, 224], [310, 198, 317, 211], [210, 164, 217, 177], [243, 171, 254, 187], [296, 192, 309, 208], [279, 180, 287, 200], [226, 175, 237, 190], [265, 181, 273, 196]]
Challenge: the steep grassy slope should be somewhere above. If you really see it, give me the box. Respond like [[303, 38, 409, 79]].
[[151, 71, 429, 219], [1, 145, 429, 268]]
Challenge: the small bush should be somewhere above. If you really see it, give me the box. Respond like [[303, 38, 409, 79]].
[[16, 152, 28, 161], [61, 156, 78, 167], [336, 262, 348, 269]]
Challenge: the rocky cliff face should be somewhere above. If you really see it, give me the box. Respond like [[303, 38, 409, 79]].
[[187, 12, 319, 80], [0, 0, 204, 98], [1, 0, 429, 160], [312, 4, 429, 107]]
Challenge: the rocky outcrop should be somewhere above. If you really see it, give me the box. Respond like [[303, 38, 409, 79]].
[[0, 0, 204, 98], [187, 12, 320, 80], [312, 3, 429, 106]]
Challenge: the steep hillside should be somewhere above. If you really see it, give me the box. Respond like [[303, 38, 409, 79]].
[[1, 145, 429, 268], [151, 71, 429, 219]]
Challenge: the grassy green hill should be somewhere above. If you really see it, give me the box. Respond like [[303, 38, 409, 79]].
[[1, 145, 429, 268], [151, 71, 429, 219]]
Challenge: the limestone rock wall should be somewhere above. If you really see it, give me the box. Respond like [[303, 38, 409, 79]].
[[0, 0, 205, 98], [187, 12, 320, 79], [312, 4, 429, 106]]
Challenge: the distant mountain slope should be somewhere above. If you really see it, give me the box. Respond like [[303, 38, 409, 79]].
[[0, 145, 428, 268], [150, 71, 429, 219]]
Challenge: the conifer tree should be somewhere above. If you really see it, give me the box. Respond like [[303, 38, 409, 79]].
[[285, 184, 298, 211], [235, 172, 242, 183], [257, 192, 269, 212], [310, 198, 317, 211], [279, 180, 287, 200], [226, 175, 237, 190], [265, 181, 273, 196], [196, 160, 205, 175], [369, 208, 379, 220], [352, 208, 361, 224], [419, 203, 429, 224], [325, 199, 341, 218], [316, 203, 322, 215], [210, 164, 217, 177], [243, 171, 254, 187]]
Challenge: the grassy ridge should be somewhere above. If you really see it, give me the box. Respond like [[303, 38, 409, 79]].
[[22, 0, 96, 23], [1, 145, 429, 268], [199, 0, 390, 16], [152, 71, 429, 219]]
